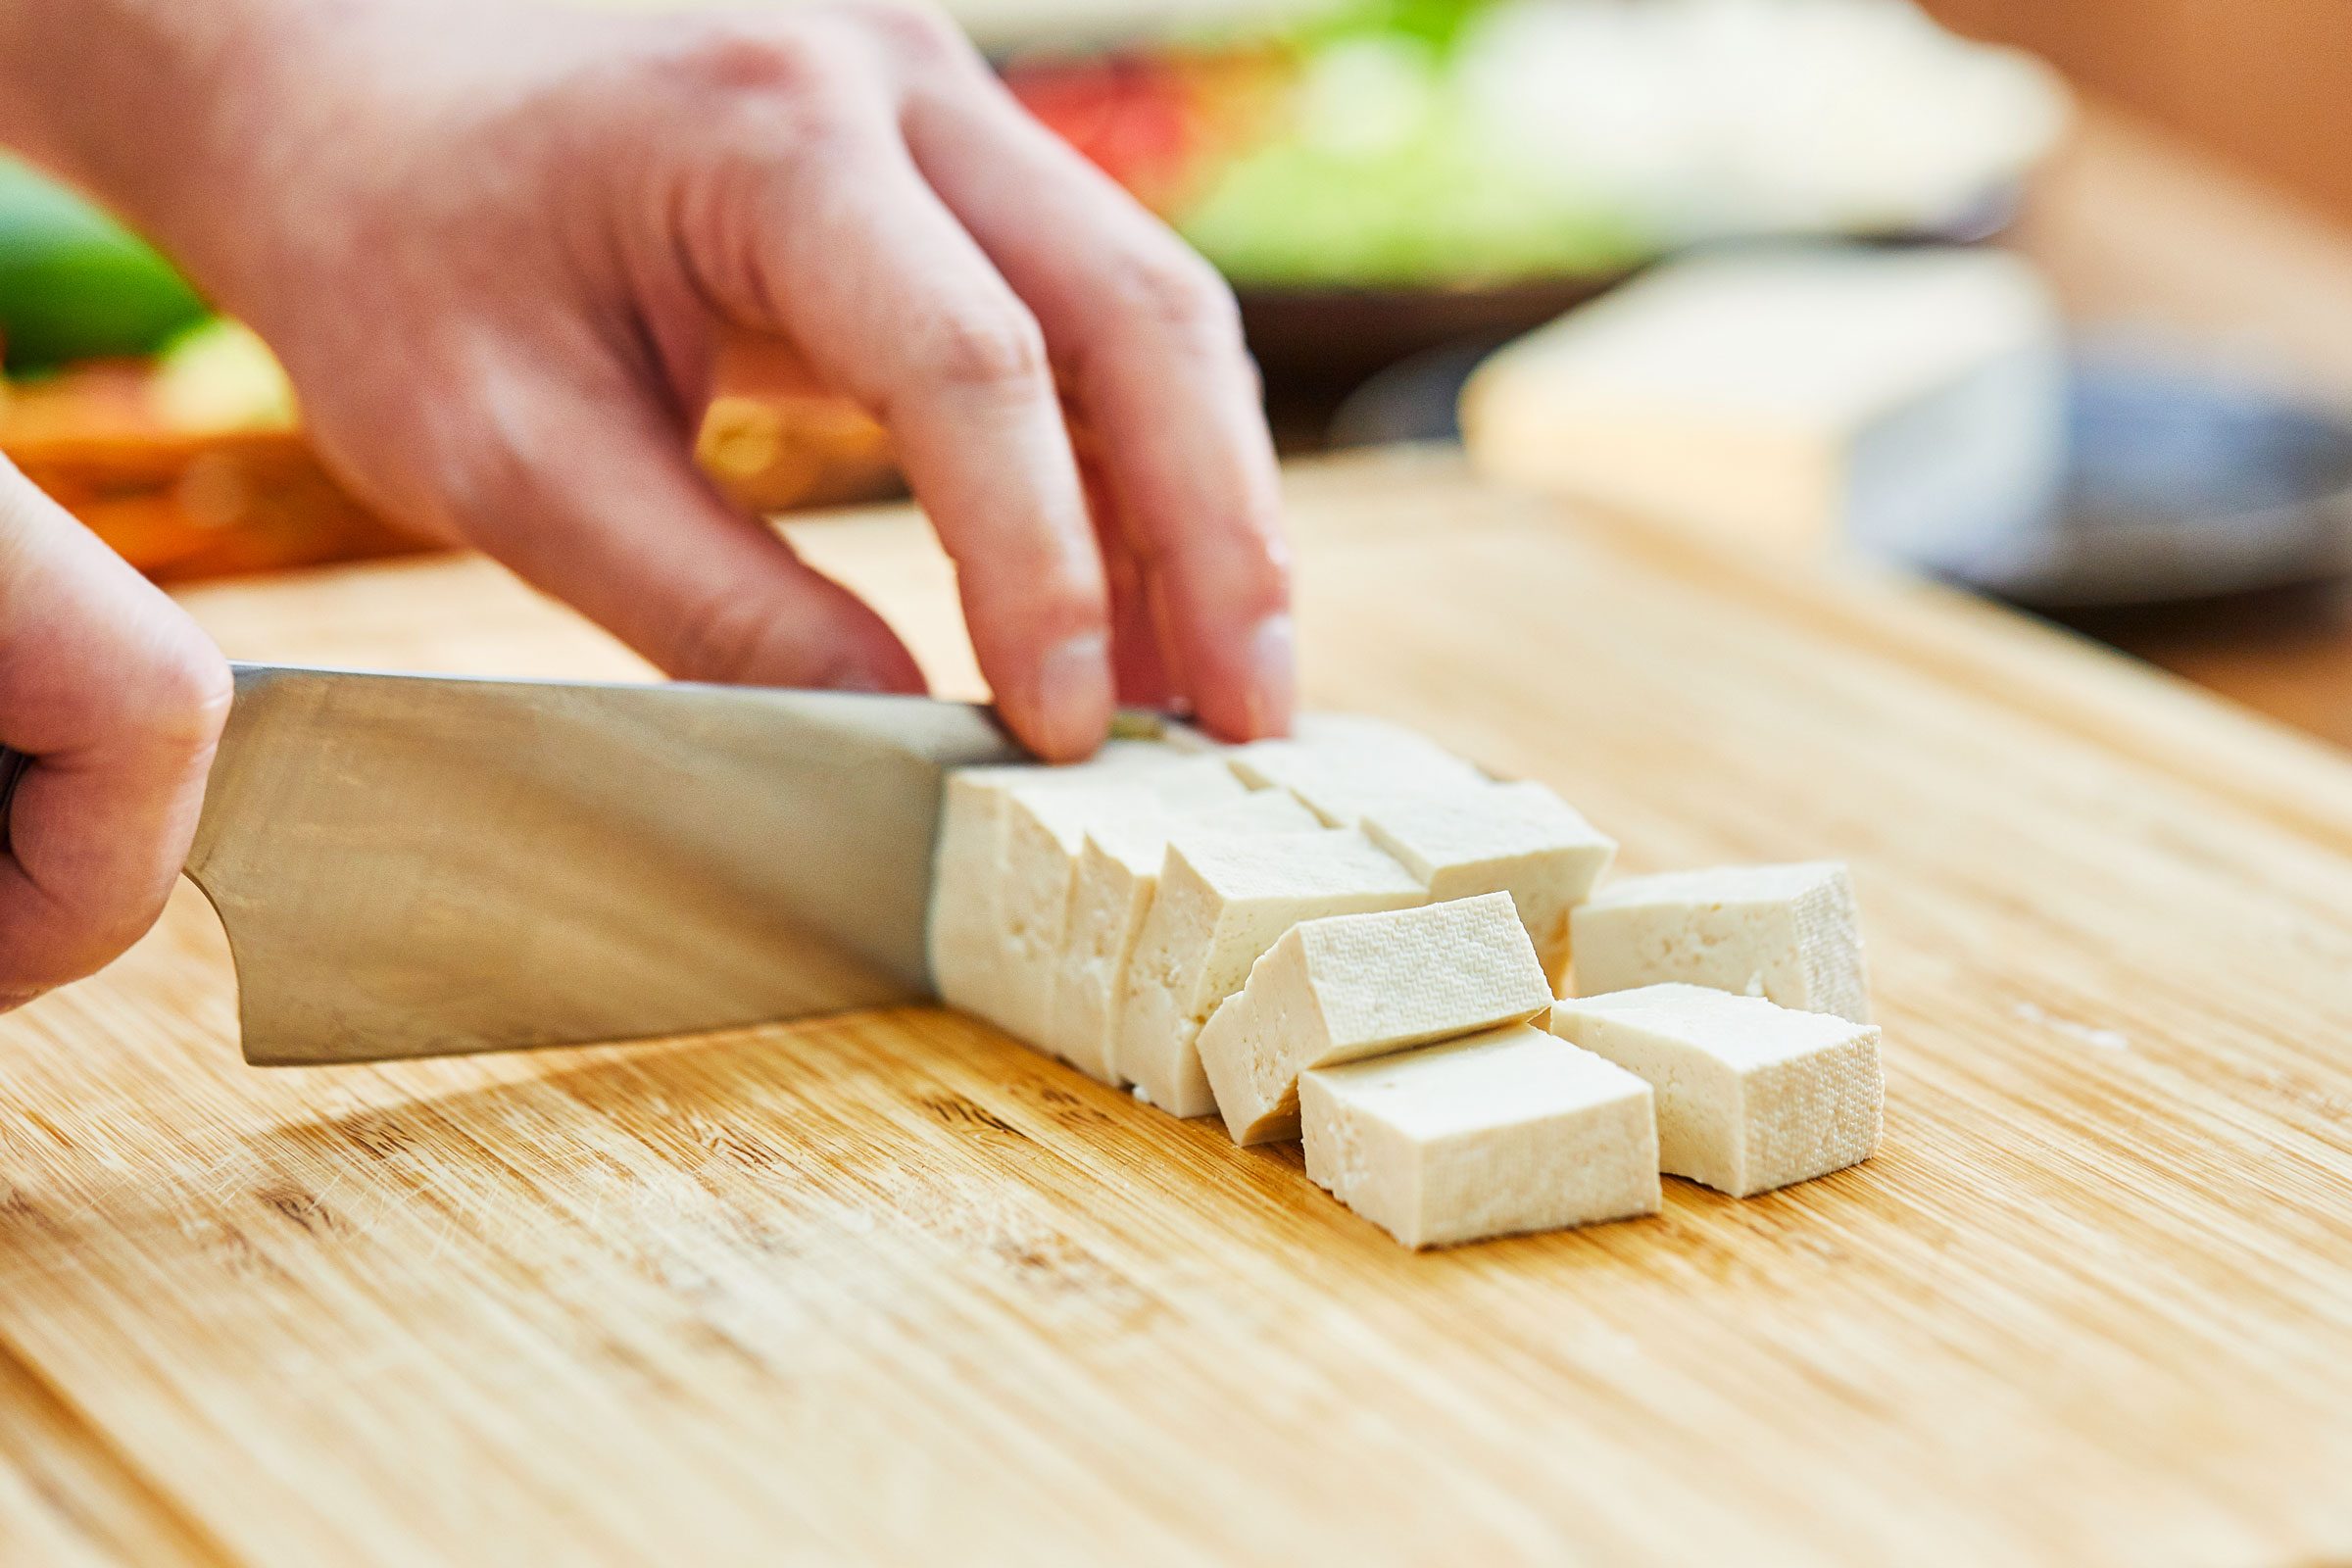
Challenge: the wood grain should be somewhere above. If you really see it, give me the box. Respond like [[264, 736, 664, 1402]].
[[5, 449, 2352, 1565]]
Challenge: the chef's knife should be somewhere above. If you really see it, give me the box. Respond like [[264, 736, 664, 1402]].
[[177, 664, 1028, 1065]]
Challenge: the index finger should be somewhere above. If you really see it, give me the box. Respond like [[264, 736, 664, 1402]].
[[678, 53, 1113, 760], [902, 70, 1295, 742]]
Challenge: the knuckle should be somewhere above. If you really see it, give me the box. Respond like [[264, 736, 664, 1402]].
[[916, 307, 1051, 394], [1111, 246, 1243, 345], [138, 630, 234, 756], [665, 24, 835, 103], [849, 0, 966, 67]]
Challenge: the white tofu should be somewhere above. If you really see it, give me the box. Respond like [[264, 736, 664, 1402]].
[[1358, 780, 1617, 993], [1227, 730, 1486, 826], [1569, 860, 1869, 1023], [1197, 893, 1553, 1146], [927, 764, 1034, 1025], [1225, 711, 1478, 775], [1041, 789, 1321, 1082], [996, 756, 1250, 1042], [1462, 246, 2065, 571], [1114, 828, 1424, 1117], [996, 782, 1152, 1045], [1301, 1023, 1660, 1250], [927, 745, 1243, 1032], [1546, 984, 1883, 1198]]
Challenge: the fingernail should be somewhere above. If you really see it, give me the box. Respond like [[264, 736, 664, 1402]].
[[1033, 632, 1112, 760], [1245, 614, 1296, 738]]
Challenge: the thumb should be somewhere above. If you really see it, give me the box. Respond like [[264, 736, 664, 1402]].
[[0, 457, 232, 1003]]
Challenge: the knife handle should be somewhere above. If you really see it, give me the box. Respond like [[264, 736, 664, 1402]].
[[0, 746, 28, 858]]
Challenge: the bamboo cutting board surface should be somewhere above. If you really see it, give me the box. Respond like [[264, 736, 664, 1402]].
[[4, 448, 2351, 1566]]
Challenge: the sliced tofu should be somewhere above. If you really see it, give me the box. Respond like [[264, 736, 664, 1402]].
[[1114, 828, 1425, 1117], [1301, 1022, 1660, 1250], [1358, 780, 1617, 992], [1226, 733, 1487, 826], [996, 782, 1152, 1044], [1226, 710, 1479, 783], [996, 757, 1250, 1042], [1569, 861, 1869, 1023], [928, 745, 1244, 1032], [1197, 893, 1553, 1145], [1546, 983, 1883, 1198], [1042, 789, 1322, 1082], [928, 763, 1037, 1025]]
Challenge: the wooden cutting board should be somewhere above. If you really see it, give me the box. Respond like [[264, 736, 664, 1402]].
[[4, 448, 2350, 1567]]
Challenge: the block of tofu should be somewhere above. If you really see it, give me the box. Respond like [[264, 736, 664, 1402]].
[[995, 782, 1155, 1045], [928, 763, 1036, 1026], [1232, 747, 1484, 828], [1301, 1023, 1660, 1250], [927, 746, 1243, 1031], [1198, 893, 1553, 1145], [1356, 780, 1616, 992], [1227, 725, 1487, 826], [999, 757, 1250, 1040], [1041, 789, 1322, 1081], [1461, 246, 2065, 571], [1223, 714, 1477, 780], [1546, 984, 1883, 1198], [1569, 861, 1869, 1023], [1114, 828, 1425, 1117]]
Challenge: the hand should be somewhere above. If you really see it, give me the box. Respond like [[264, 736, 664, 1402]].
[[0, 458, 231, 1010], [139, 0, 1296, 760]]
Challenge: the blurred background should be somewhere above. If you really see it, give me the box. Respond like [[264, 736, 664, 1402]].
[[9, 0, 2352, 744]]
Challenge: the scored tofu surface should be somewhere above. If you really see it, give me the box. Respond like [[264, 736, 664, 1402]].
[[1198, 893, 1554, 1146], [1114, 828, 1425, 1117], [1301, 1023, 1661, 1249], [1043, 791, 1322, 1082], [1570, 861, 1869, 1023], [1547, 983, 1883, 1198]]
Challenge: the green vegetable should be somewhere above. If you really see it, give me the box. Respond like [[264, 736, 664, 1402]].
[[1175, 40, 1649, 289], [0, 156, 208, 370]]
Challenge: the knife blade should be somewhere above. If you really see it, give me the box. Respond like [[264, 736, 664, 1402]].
[[183, 664, 1027, 1066]]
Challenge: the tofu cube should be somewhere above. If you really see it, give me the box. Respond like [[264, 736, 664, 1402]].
[[1569, 861, 1869, 1023], [1301, 1023, 1661, 1250], [1230, 712, 1485, 780], [1041, 789, 1321, 1082], [1114, 828, 1424, 1117], [927, 763, 1035, 1025], [1197, 893, 1553, 1145], [1358, 780, 1617, 992], [1228, 734, 1487, 827], [1546, 983, 1883, 1198]]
